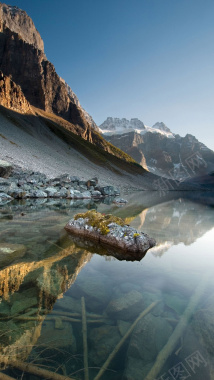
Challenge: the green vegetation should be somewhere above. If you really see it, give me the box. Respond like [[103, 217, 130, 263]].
[[133, 233, 140, 238], [74, 210, 125, 235]]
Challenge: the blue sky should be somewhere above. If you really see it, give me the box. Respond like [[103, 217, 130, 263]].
[[3, 0, 214, 149]]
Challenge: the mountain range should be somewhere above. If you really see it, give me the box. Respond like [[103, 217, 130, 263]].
[[99, 117, 214, 180], [0, 3, 213, 192]]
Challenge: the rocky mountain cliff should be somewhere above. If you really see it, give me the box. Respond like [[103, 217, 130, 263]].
[[0, 2, 44, 51], [0, 3, 98, 134], [100, 117, 214, 179], [0, 70, 31, 113]]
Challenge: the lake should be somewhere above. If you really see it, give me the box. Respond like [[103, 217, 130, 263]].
[[0, 192, 214, 380]]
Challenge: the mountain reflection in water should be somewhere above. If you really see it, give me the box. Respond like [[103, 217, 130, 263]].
[[0, 194, 213, 380]]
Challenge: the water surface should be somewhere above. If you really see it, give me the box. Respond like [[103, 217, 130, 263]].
[[0, 194, 213, 380]]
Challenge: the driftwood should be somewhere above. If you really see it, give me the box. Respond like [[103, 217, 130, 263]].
[[81, 297, 89, 380], [144, 274, 211, 380], [94, 300, 160, 380], [0, 357, 75, 380]]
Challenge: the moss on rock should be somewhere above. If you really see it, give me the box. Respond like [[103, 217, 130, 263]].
[[74, 209, 125, 235]]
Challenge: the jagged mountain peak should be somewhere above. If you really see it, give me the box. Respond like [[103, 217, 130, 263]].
[[152, 122, 172, 134], [99, 117, 174, 138], [0, 2, 44, 52], [99, 117, 145, 132]]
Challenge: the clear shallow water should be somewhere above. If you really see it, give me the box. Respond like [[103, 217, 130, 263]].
[[0, 194, 214, 380]]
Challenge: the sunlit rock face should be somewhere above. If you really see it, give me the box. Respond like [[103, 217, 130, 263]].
[[0, 3, 44, 52], [0, 4, 97, 133], [0, 71, 32, 113]]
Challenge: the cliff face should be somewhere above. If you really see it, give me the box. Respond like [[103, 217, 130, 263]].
[[0, 3, 98, 134], [0, 70, 31, 113], [0, 3, 44, 51], [0, 26, 90, 130]]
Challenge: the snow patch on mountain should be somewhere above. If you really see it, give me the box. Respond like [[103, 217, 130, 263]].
[[99, 117, 174, 138]]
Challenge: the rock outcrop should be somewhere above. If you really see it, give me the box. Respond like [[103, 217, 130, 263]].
[[0, 70, 31, 113]]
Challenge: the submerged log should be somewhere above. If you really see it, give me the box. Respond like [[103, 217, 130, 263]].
[[144, 273, 211, 380], [65, 210, 155, 260], [81, 297, 89, 380], [94, 300, 160, 380], [0, 357, 75, 380]]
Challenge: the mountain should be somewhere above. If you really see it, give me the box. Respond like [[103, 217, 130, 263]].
[[0, 3, 161, 189], [100, 117, 214, 180], [0, 3, 210, 191], [0, 3, 99, 133]]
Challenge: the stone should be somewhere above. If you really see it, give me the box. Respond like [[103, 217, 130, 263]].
[[127, 314, 173, 361], [54, 317, 64, 329], [0, 301, 11, 317], [11, 296, 38, 315], [89, 325, 121, 365], [124, 358, 153, 380], [73, 190, 83, 199], [179, 324, 211, 380], [113, 198, 127, 204], [65, 211, 156, 257], [67, 189, 75, 198], [119, 282, 141, 293], [44, 187, 58, 197], [81, 191, 91, 199], [164, 293, 187, 315], [0, 160, 12, 178], [0, 192, 13, 203], [91, 190, 102, 197], [8, 188, 26, 198], [70, 176, 80, 183], [87, 178, 98, 187], [0, 243, 26, 267], [117, 320, 131, 336], [124, 315, 173, 379], [55, 295, 81, 314], [193, 309, 214, 354], [37, 321, 76, 352], [32, 190, 47, 198], [73, 268, 112, 308], [58, 187, 69, 197], [100, 186, 115, 196], [113, 187, 120, 195], [106, 290, 144, 320]]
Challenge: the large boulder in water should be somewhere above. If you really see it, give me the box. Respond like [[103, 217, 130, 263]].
[[65, 210, 156, 260]]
